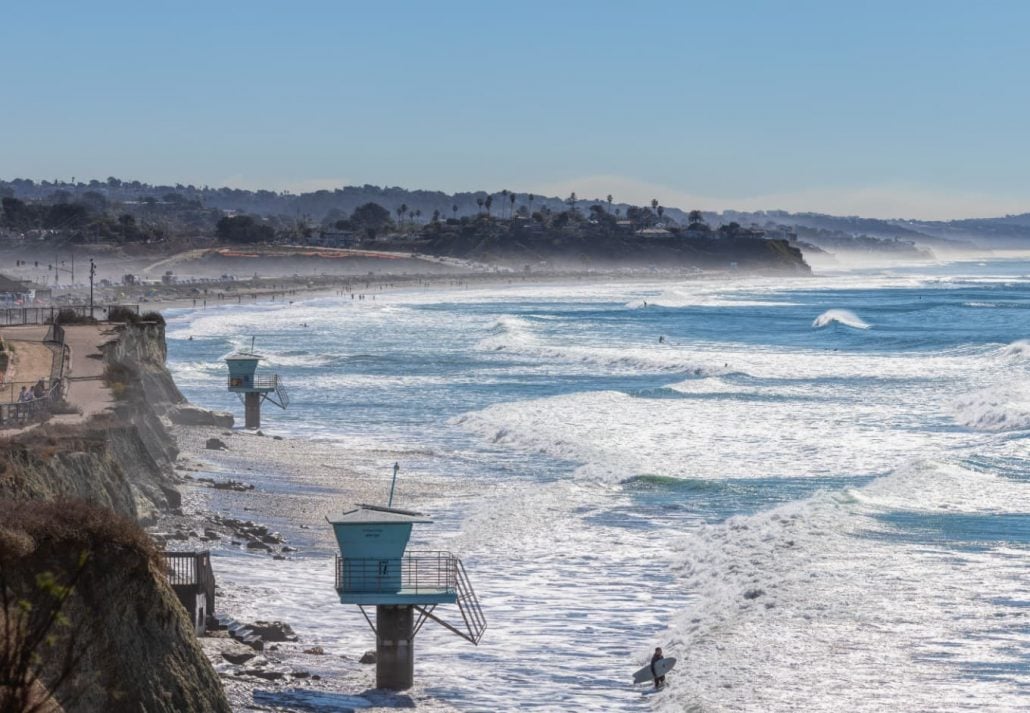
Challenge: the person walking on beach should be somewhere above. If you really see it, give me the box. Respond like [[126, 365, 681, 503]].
[[651, 647, 667, 689]]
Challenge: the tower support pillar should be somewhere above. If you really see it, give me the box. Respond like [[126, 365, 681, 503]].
[[376, 605, 414, 690], [244, 392, 261, 429]]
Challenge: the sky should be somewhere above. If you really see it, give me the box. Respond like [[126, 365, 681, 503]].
[[1, 1, 1028, 220]]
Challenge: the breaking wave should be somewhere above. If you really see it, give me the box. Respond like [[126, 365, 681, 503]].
[[812, 309, 871, 330]]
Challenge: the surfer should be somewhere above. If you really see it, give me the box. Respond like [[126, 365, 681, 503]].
[[651, 647, 666, 689], [658, 336, 665, 344]]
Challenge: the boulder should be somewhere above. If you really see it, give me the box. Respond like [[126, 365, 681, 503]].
[[222, 643, 257, 665], [169, 404, 234, 428], [205, 438, 228, 451], [359, 650, 376, 664], [249, 620, 297, 642]]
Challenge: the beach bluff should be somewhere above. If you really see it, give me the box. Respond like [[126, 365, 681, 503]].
[[0, 314, 232, 712]]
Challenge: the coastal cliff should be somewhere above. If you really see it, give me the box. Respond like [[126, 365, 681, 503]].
[[0, 321, 231, 712]]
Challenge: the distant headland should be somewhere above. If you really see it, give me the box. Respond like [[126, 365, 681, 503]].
[[2, 178, 1025, 277]]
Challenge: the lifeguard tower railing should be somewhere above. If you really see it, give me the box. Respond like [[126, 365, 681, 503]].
[[225, 374, 289, 408], [336, 550, 456, 597], [335, 550, 486, 645]]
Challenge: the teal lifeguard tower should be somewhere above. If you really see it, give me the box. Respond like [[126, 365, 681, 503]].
[[328, 470, 485, 690], [225, 349, 289, 429]]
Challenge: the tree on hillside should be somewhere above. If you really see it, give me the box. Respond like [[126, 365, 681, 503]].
[[651, 198, 659, 212], [349, 202, 393, 235], [452, 204, 458, 220], [688, 209, 705, 226], [607, 194, 613, 214], [657, 206, 665, 220], [0, 551, 91, 713], [500, 189, 509, 219], [528, 194, 535, 214], [566, 192, 577, 213], [485, 195, 493, 217], [215, 214, 275, 244], [509, 192, 516, 219], [476, 197, 484, 214]]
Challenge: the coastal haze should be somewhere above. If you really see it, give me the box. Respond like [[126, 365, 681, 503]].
[[2, 3, 1030, 713]]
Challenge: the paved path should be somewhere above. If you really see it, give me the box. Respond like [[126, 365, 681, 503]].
[[58, 325, 115, 421]]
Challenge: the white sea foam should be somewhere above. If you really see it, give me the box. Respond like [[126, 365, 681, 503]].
[[812, 308, 871, 329], [951, 384, 1030, 432], [658, 460, 1030, 712]]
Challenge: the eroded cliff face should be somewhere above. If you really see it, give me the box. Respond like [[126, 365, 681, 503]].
[[0, 501, 231, 713], [0, 321, 231, 712], [0, 322, 188, 523]]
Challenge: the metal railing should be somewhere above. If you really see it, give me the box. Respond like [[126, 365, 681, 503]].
[[334, 551, 458, 595], [162, 551, 216, 614], [0, 381, 64, 429], [454, 557, 487, 644], [0, 304, 140, 326]]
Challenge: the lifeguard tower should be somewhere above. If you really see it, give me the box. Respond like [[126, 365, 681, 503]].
[[329, 487, 486, 689], [225, 350, 289, 429]]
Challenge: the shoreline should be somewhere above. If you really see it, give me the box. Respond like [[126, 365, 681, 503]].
[[153, 423, 469, 712]]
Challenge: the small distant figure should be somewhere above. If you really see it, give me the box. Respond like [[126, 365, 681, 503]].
[[18, 386, 30, 402], [33, 379, 45, 399], [188, 335, 193, 341], [643, 300, 648, 308], [651, 647, 666, 689], [658, 336, 665, 344]]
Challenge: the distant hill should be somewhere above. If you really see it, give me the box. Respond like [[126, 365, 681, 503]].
[[0, 178, 1022, 250]]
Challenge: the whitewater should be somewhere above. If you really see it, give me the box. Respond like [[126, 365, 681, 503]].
[[165, 260, 1030, 711]]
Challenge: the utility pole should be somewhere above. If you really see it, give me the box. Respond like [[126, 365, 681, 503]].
[[388, 462, 400, 507], [89, 259, 96, 319]]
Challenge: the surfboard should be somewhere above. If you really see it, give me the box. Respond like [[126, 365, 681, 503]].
[[633, 656, 676, 684]]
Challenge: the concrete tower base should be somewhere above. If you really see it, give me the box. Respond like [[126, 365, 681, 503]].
[[244, 392, 261, 429], [376, 605, 414, 690]]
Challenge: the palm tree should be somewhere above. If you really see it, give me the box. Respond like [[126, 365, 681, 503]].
[[509, 192, 516, 218], [657, 206, 665, 220], [476, 197, 484, 214], [397, 204, 407, 225], [566, 192, 577, 213], [607, 194, 613, 214], [453, 203, 459, 220], [501, 189, 509, 219], [414, 208, 422, 224], [485, 195, 493, 217], [432, 209, 440, 223], [651, 198, 659, 212], [528, 193, 535, 214]]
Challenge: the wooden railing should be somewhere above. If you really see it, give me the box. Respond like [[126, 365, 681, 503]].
[[162, 551, 216, 615]]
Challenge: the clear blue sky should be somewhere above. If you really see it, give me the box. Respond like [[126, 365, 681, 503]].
[[1, 1, 1027, 219]]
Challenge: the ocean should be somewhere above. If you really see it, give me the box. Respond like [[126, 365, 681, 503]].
[[164, 260, 1030, 712]]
